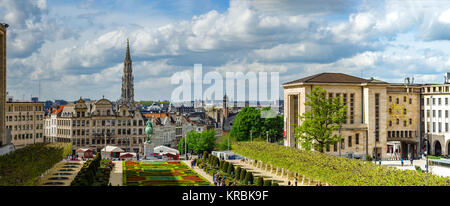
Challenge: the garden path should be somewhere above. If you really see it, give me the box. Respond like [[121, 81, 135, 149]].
[[183, 160, 214, 184], [109, 161, 123, 186]]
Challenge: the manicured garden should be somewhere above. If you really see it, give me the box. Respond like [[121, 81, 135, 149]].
[[71, 154, 114, 186], [233, 141, 450, 186], [123, 161, 213, 186], [0, 142, 72, 186]]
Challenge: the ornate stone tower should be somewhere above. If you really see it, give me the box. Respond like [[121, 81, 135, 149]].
[[0, 23, 7, 146], [118, 38, 136, 111]]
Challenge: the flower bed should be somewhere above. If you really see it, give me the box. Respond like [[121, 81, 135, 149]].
[[123, 161, 212, 186]]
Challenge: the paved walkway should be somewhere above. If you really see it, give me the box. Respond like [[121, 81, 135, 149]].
[[109, 161, 123, 186], [380, 159, 450, 177], [37, 160, 84, 186], [183, 160, 214, 184]]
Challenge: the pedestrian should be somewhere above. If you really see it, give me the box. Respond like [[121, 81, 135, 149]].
[[294, 177, 297, 186], [410, 156, 414, 166], [316, 181, 322, 186], [288, 181, 291, 186], [401, 158, 404, 166]]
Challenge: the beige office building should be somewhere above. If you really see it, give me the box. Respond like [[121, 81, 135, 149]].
[[283, 73, 421, 160], [5, 101, 45, 148]]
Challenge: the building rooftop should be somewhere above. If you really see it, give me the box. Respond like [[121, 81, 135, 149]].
[[283, 72, 388, 86]]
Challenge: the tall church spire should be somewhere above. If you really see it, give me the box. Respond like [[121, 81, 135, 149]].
[[125, 38, 131, 62], [119, 38, 135, 111]]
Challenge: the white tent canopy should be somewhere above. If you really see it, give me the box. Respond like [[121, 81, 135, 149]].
[[101, 145, 124, 153], [154, 146, 179, 155]]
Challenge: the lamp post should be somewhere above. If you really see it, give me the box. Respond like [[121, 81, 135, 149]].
[[374, 128, 377, 163], [425, 135, 429, 173], [266, 131, 269, 142], [184, 133, 187, 160], [250, 130, 252, 142], [338, 119, 342, 157]]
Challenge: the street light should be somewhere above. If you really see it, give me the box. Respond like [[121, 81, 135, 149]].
[[338, 119, 342, 157], [374, 128, 377, 163], [250, 130, 252, 142], [184, 133, 187, 160], [425, 135, 429, 173], [266, 131, 269, 142]]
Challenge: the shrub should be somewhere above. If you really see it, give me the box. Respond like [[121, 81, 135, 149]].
[[203, 151, 208, 161], [365, 154, 372, 161], [263, 180, 272, 186], [240, 169, 247, 182], [235, 167, 241, 179], [244, 172, 253, 185], [256, 177, 264, 186], [227, 163, 234, 175], [272, 182, 279, 186]]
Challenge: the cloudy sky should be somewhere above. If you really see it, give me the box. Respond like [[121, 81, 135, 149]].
[[3, 0, 450, 102]]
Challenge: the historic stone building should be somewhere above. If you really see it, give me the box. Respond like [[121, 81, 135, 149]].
[[283, 73, 421, 160], [0, 23, 7, 146], [5, 100, 45, 148]]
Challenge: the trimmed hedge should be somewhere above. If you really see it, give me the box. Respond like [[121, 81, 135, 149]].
[[71, 154, 112, 186], [0, 142, 72, 186]]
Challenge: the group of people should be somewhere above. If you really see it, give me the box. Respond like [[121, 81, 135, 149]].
[[213, 172, 236, 186], [400, 156, 414, 167]]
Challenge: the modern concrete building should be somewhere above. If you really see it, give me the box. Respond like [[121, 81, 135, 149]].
[[5, 100, 45, 148], [283, 73, 421, 160]]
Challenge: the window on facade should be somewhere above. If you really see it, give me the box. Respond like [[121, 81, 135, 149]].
[[403, 120, 407, 127], [333, 144, 337, 152], [389, 120, 392, 127], [389, 96, 392, 102], [439, 122, 442, 132], [433, 98, 436, 105], [341, 138, 345, 149], [348, 136, 352, 147], [446, 123, 449, 132], [409, 98, 412, 104], [439, 110, 442, 118], [439, 98, 442, 105], [409, 118, 412, 125], [396, 98, 399, 104], [403, 109, 407, 115], [427, 98, 430, 105], [396, 119, 399, 125]]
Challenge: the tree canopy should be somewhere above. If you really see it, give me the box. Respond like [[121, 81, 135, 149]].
[[294, 87, 346, 152], [178, 129, 216, 154], [230, 106, 283, 142]]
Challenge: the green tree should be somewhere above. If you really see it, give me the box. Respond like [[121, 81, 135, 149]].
[[294, 87, 347, 152], [178, 129, 217, 154], [230, 107, 284, 142], [230, 107, 262, 141]]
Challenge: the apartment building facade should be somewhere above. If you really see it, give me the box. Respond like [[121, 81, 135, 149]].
[[5, 101, 45, 148]]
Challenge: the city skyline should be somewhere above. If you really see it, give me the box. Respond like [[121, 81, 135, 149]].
[[4, 0, 450, 101]]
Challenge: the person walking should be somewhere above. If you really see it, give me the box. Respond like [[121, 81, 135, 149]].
[[410, 156, 414, 166], [294, 177, 297, 186], [401, 158, 404, 167]]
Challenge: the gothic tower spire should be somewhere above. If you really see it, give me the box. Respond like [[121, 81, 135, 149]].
[[119, 38, 135, 111]]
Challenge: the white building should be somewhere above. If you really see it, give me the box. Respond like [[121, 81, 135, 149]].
[[422, 79, 450, 156]]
